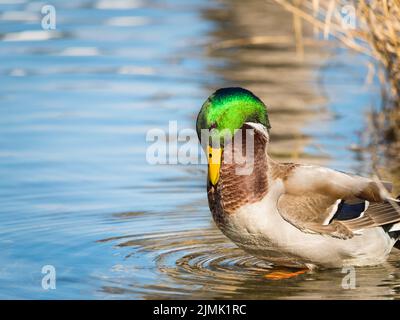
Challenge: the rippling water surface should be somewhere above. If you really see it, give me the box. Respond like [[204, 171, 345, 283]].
[[1, 0, 400, 299]]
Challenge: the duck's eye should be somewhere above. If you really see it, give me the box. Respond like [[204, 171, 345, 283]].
[[209, 153, 212, 158]]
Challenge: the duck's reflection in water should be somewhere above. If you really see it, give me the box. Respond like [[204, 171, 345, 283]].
[[99, 228, 400, 299]]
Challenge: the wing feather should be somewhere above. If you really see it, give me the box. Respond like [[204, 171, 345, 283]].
[[341, 201, 400, 231], [275, 163, 399, 239]]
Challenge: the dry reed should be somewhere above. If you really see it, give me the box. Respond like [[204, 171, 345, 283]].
[[272, 0, 400, 190], [272, 0, 400, 104]]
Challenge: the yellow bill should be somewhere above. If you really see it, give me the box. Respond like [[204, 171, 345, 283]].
[[207, 146, 222, 185]]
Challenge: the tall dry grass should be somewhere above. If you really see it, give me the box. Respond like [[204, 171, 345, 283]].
[[272, 0, 400, 104], [272, 0, 400, 191]]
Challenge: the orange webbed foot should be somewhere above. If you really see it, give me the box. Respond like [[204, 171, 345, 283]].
[[264, 268, 308, 280]]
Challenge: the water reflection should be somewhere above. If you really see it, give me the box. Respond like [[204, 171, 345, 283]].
[[0, 0, 399, 299], [99, 228, 400, 299]]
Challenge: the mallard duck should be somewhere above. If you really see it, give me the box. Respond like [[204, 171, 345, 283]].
[[196, 87, 400, 269]]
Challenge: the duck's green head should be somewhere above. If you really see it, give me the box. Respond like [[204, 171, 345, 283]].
[[196, 87, 270, 185], [196, 87, 270, 145]]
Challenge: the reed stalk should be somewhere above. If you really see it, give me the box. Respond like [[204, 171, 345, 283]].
[[273, 0, 400, 189]]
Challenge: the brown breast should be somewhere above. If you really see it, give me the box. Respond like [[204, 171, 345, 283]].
[[207, 124, 270, 227]]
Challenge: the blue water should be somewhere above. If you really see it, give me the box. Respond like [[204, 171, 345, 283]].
[[1, 0, 399, 299]]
